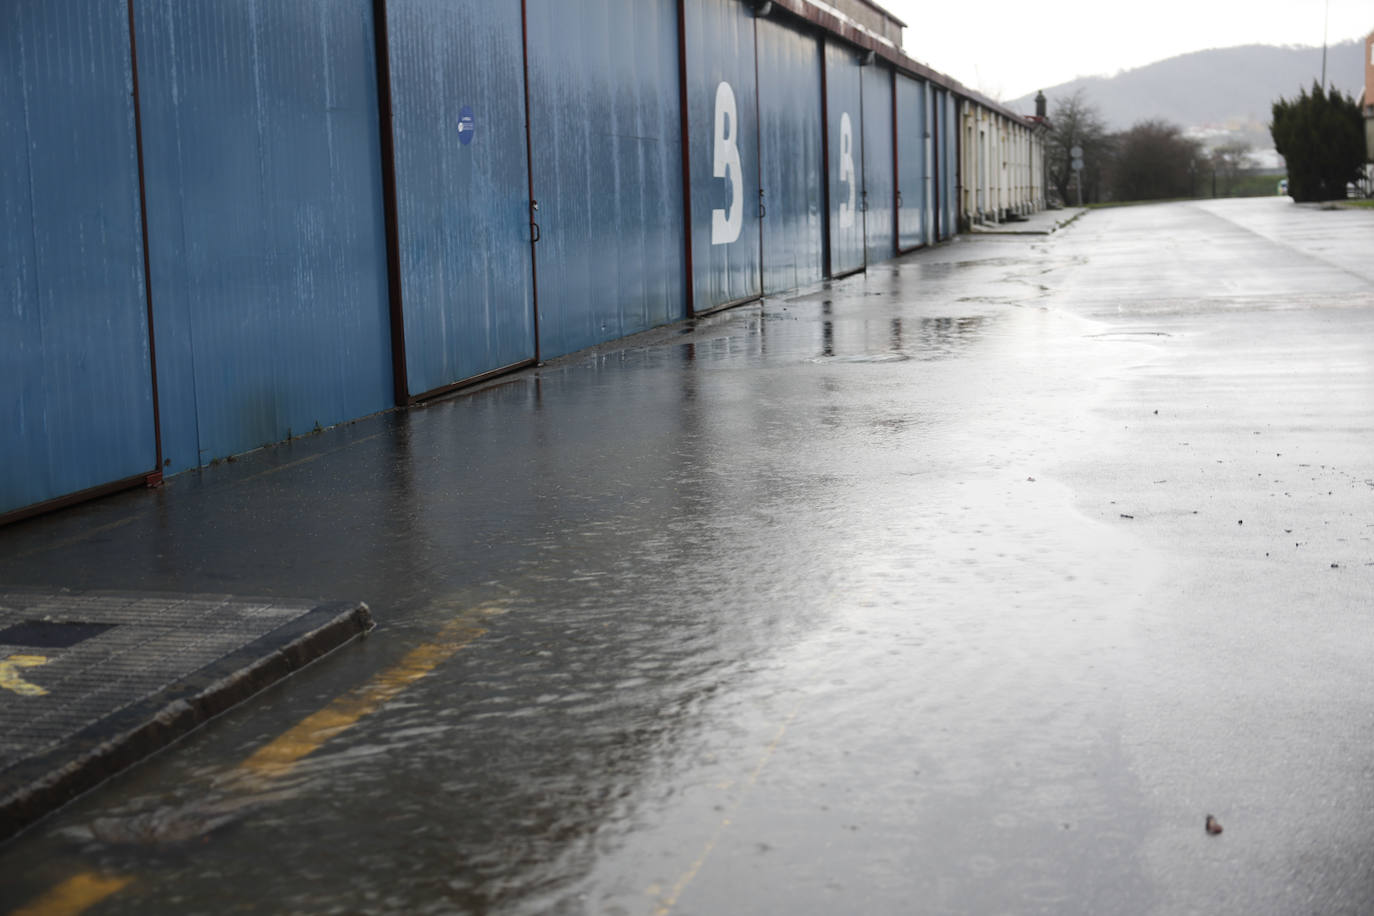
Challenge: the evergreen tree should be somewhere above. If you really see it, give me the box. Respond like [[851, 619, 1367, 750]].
[[1270, 83, 1364, 202]]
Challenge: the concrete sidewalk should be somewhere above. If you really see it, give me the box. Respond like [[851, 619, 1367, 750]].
[[0, 198, 1371, 915], [0, 590, 370, 841]]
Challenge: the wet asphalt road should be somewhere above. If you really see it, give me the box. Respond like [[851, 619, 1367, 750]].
[[1, 197, 1372, 914]]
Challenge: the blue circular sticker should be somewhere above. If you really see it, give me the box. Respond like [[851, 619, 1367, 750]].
[[457, 106, 475, 146]]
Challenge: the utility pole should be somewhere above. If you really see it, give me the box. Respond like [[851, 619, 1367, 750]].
[[1071, 145, 1084, 206], [1321, 0, 1329, 86]]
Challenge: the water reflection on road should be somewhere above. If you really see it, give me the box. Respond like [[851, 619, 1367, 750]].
[[2, 200, 1372, 914]]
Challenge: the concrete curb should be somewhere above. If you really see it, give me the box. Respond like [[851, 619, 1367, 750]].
[[967, 208, 1087, 236], [0, 601, 373, 843], [1053, 209, 1087, 231]]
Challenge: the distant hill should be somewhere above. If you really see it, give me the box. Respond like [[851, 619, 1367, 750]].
[[1005, 41, 1366, 166]]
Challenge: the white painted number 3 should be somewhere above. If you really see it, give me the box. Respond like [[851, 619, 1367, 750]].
[[838, 112, 855, 229], [711, 81, 743, 245]]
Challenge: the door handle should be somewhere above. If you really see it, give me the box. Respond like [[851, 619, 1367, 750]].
[[530, 200, 540, 243]]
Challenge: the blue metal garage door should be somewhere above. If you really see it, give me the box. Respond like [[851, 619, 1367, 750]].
[[133, 0, 393, 472], [824, 40, 864, 277], [895, 72, 927, 251], [861, 62, 895, 266], [384, 0, 536, 398], [1, 0, 157, 518], [525, 0, 686, 358], [684, 0, 762, 312], [756, 16, 824, 296]]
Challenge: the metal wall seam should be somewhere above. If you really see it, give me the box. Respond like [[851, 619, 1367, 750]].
[[370, 0, 410, 405], [519, 0, 542, 363], [818, 33, 832, 279], [944, 90, 958, 238], [890, 59, 900, 252], [127, 0, 164, 484], [676, 0, 696, 317]]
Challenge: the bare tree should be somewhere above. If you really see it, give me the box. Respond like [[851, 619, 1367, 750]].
[[1108, 120, 1205, 201], [1046, 90, 1112, 204]]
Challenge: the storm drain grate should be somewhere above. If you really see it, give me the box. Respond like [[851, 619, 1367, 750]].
[[0, 621, 116, 648]]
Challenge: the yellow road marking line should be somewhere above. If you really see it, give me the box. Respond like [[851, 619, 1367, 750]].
[[9, 872, 133, 916], [237, 613, 491, 780], [0, 654, 50, 697], [652, 709, 798, 916], [13, 606, 493, 915]]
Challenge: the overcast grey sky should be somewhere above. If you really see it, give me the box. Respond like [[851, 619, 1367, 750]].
[[883, 0, 1372, 103]]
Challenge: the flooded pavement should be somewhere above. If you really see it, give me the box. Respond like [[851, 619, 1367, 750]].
[[2, 197, 1372, 914]]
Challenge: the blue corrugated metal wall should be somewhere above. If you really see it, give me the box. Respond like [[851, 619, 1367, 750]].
[[756, 16, 824, 295], [385, 0, 536, 397], [895, 72, 926, 251], [685, 0, 762, 311], [824, 40, 865, 276], [134, 0, 393, 472], [861, 62, 895, 265], [525, 0, 686, 358], [1, 0, 157, 517], [4, 0, 1036, 522]]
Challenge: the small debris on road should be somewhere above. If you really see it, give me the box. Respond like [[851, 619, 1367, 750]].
[[1120, 514, 1134, 519], [1205, 815, 1223, 835]]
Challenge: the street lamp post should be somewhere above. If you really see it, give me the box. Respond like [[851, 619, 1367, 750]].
[[1070, 145, 1084, 206]]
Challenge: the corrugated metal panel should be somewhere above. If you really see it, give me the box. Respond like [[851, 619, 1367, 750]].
[[940, 89, 957, 239], [685, 0, 761, 311], [134, 0, 393, 471], [525, 0, 686, 359], [756, 16, 824, 295], [860, 61, 894, 264], [1, 0, 156, 516], [895, 72, 926, 250], [385, 0, 535, 396], [923, 80, 935, 244], [824, 40, 864, 276]]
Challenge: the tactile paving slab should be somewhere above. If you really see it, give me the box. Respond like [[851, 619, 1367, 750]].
[[0, 589, 372, 841]]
